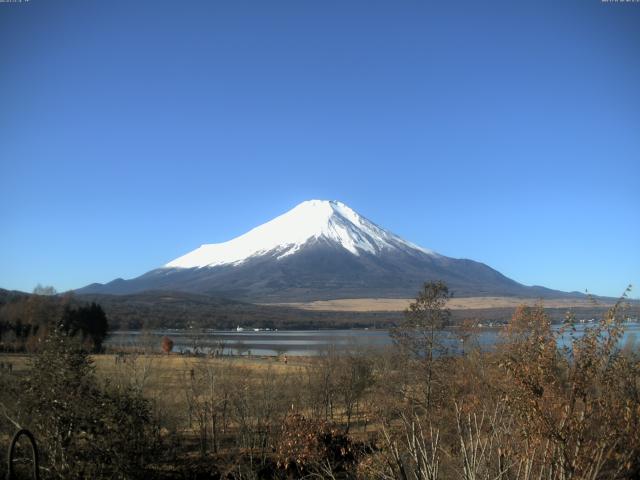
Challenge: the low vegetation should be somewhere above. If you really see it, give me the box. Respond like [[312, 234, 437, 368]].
[[0, 283, 638, 479]]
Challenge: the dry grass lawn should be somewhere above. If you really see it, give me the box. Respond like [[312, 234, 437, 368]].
[[267, 296, 612, 312], [0, 352, 307, 418]]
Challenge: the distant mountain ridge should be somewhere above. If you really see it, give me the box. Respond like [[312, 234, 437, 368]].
[[78, 200, 583, 302]]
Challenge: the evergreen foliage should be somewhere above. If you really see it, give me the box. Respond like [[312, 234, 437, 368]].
[[0, 295, 109, 352], [61, 302, 109, 352]]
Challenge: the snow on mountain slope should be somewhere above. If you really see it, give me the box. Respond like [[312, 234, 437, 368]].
[[165, 200, 436, 269], [77, 199, 583, 301]]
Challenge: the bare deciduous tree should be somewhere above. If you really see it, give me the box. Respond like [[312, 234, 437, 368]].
[[391, 280, 451, 411]]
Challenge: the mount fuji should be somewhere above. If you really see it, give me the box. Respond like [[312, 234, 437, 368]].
[[78, 200, 574, 301]]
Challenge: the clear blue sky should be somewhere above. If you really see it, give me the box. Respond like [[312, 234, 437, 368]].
[[1, 0, 638, 298]]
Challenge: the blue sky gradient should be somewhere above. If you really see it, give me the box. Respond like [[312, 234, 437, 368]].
[[1, 0, 638, 298]]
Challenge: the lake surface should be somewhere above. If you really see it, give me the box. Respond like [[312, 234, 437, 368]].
[[105, 321, 640, 356]]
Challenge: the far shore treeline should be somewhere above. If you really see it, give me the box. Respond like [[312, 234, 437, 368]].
[[0, 290, 109, 353], [0, 287, 636, 353]]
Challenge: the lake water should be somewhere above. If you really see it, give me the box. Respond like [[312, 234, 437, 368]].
[[105, 321, 640, 356]]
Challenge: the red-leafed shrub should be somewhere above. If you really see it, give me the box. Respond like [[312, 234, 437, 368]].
[[274, 413, 363, 477], [161, 336, 174, 354]]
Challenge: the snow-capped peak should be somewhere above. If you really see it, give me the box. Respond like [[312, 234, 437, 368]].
[[165, 200, 436, 269]]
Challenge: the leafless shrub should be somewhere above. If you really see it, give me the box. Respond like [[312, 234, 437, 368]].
[[380, 414, 441, 480]]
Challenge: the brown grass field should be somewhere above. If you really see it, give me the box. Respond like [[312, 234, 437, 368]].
[[267, 296, 615, 312], [0, 352, 310, 421]]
